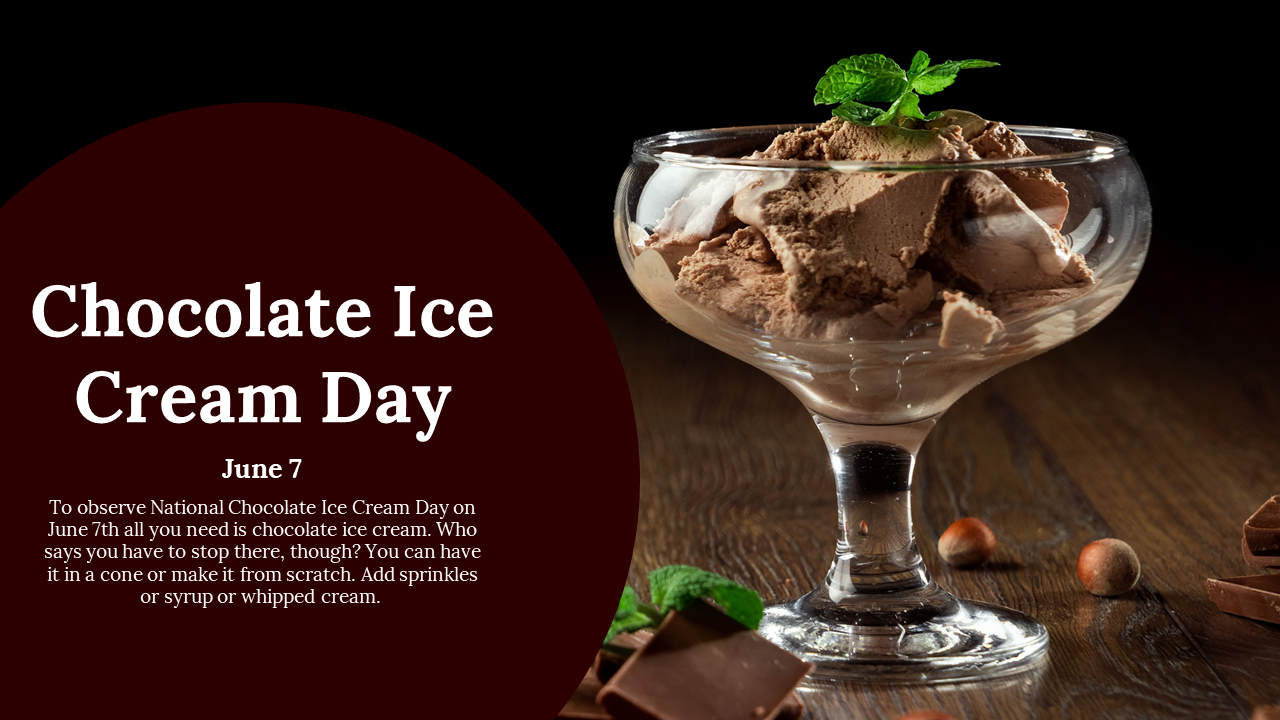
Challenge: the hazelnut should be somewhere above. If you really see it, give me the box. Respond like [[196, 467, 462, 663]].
[[1077, 538, 1141, 596], [938, 517, 997, 567], [895, 711, 956, 720]]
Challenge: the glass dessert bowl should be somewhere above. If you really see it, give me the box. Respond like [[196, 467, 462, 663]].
[[614, 120, 1150, 681]]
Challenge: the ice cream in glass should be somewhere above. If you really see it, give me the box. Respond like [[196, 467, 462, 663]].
[[614, 91, 1150, 680]]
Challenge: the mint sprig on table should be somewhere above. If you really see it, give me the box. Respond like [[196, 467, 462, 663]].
[[814, 51, 998, 128], [603, 565, 764, 647]]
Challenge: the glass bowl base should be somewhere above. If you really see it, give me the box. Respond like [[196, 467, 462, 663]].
[[758, 585, 1049, 682]]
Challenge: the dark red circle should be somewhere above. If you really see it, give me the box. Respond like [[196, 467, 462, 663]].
[[4, 103, 637, 716]]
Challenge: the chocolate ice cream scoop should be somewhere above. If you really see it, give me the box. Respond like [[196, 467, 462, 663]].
[[646, 113, 1092, 345]]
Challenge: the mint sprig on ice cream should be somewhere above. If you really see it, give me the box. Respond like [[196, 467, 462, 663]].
[[815, 51, 998, 127]]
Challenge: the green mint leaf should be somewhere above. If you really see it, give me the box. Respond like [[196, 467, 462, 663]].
[[649, 565, 708, 612], [615, 584, 638, 621], [896, 92, 927, 121], [649, 565, 764, 630], [604, 585, 656, 645], [709, 583, 765, 630], [908, 51, 930, 78], [911, 68, 958, 95], [605, 610, 654, 645], [833, 100, 883, 125], [816, 52, 997, 127], [912, 59, 998, 95], [876, 94, 943, 126], [893, 93, 943, 124], [870, 94, 907, 126], [814, 53, 908, 105]]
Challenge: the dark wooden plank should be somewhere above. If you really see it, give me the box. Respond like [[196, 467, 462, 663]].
[[913, 391, 1243, 719], [988, 261, 1280, 713]]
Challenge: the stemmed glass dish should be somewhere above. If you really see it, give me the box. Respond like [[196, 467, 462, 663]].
[[615, 124, 1150, 681]]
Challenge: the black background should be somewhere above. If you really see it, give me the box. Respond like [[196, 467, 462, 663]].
[[5, 33, 1274, 284]]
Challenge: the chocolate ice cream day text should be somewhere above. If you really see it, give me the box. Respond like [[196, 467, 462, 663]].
[[31, 282, 493, 442]]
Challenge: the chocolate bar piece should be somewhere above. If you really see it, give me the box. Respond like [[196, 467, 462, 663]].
[[1205, 575, 1280, 625], [559, 668, 610, 720], [1245, 496, 1280, 554], [1242, 538, 1280, 568], [773, 693, 804, 720], [560, 672, 804, 720], [597, 600, 811, 720], [596, 629, 804, 719], [595, 630, 655, 683]]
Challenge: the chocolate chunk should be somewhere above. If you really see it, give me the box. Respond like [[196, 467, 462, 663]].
[[1244, 496, 1280, 554], [595, 630, 655, 683], [1242, 538, 1280, 568], [1205, 575, 1280, 625], [774, 691, 804, 720], [559, 668, 610, 720], [597, 600, 811, 720], [597, 630, 803, 718]]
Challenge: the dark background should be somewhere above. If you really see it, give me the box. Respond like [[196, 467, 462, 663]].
[[5, 36, 1274, 293]]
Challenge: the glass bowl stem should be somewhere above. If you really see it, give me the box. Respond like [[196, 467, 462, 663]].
[[758, 413, 1049, 681]]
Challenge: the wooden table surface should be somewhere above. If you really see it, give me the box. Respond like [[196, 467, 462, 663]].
[[590, 250, 1279, 720]]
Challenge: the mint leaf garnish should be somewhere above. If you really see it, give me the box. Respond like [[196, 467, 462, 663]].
[[869, 95, 904, 126], [907, 51, 930, 78], [815, 51, 997, 127], [605, 586, 657, 645], [649, 565, 764, 630], [912, 59, 999, 95], [600, 565, 765, 647], [833, 101, 881, 124], [616, 584, 638, 619], [814, 53, 909, 105], [891, 93, 944, 123]]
